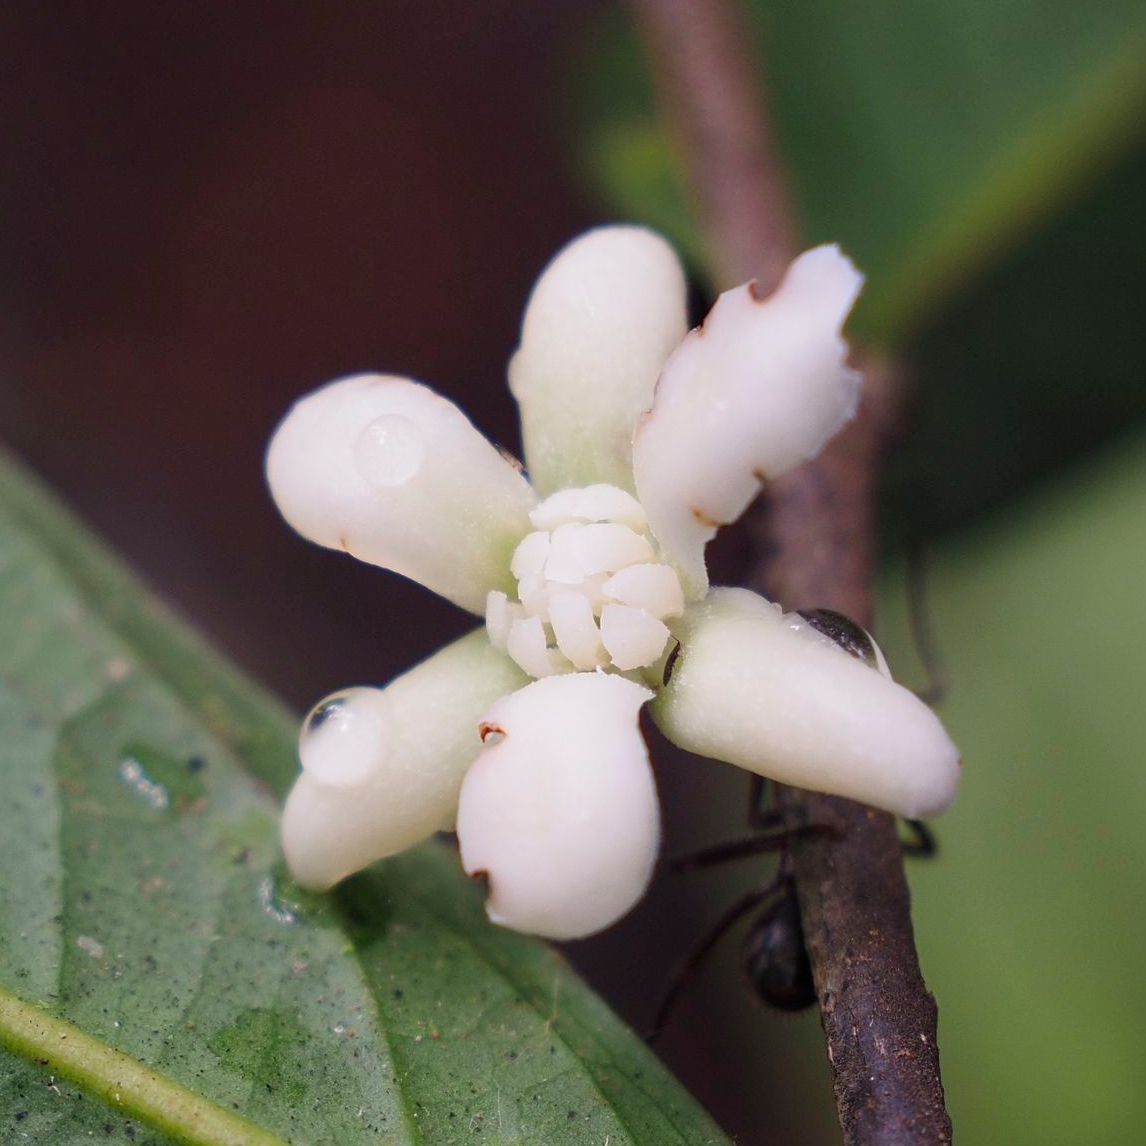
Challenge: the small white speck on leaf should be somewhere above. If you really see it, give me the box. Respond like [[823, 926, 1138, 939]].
[[76, 935, 103, 960]]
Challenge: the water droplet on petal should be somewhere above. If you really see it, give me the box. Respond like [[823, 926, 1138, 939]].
[[354, 414, 424, 488], [299, 688, 390, 787]]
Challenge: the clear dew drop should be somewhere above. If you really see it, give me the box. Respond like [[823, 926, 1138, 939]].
[[299, 687, 390, 787], [353, 413, 424, 488]]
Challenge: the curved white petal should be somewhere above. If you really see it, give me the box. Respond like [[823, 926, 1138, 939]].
[[651, 589, 960, 819], [281, 630, 529, 889], [508, 226, 688, 495], [633, 246, 864, 593], [267, 374, 536, 614], [456, 673, 659, 940]]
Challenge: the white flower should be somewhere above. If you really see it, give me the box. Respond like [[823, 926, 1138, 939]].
[[266, 226, 960, 941]]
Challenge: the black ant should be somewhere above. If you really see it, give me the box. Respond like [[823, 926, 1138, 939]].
[[648, 779, 938, 1040], [647, 605, 941, 1042]]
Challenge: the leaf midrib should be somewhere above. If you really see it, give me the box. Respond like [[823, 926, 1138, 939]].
[[0, 985, 293, 1146]]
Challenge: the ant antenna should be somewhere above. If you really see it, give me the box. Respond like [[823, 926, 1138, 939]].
[[905, 540, 951, 705]]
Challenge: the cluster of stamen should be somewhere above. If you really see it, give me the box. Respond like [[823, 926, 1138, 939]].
[[485, 484, 685, 678]]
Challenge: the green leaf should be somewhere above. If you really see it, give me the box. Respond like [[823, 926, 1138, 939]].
[[576, 1, 1146, 342], [876, 430, 1146, 1144], [883, 136, 1146, 542], [0, 447, 730, 1146]]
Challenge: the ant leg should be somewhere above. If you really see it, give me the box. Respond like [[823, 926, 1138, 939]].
[[900, 818, 937, 857], [670, 832, 794, 874], [906, 542, 951, 706], [646, 876, 784, 1043], [671, 786, 840, 873], [670, 777, 785, 874]]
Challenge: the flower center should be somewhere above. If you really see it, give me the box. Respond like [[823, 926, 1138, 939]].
[[485, 484, 684, 678]]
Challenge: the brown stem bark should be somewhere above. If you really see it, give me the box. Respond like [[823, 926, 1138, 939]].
[[629, 1, 953, 1142], [630, 0, 800, 295]]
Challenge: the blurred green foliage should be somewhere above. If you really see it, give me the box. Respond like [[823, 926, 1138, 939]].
[[889, 139, 1146, 544], [579, 2, 1146, 342], [880, 429, 1146, 1144]]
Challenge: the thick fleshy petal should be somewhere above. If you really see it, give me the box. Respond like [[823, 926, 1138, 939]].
[[508, 226, 688, 496], [267, 374, 536, 614], [281, 630, 529, 889], [651, 589, 960, 819], [633, 245, 864, 594], [456, 673, 659, 940]]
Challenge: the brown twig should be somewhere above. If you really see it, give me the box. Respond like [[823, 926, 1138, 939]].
[[755, 360, 953, 1146], [629, 1, 953, 1142], [630, 0, 800, 294]]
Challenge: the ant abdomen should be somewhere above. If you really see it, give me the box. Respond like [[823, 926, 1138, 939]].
[[741, 885, 816, 1011]]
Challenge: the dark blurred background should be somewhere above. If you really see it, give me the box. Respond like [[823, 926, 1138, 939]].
[[3, 4, 1145, 1144]]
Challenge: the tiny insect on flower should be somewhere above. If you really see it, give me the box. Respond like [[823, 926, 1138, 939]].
[[266, 226, 961, 941]]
